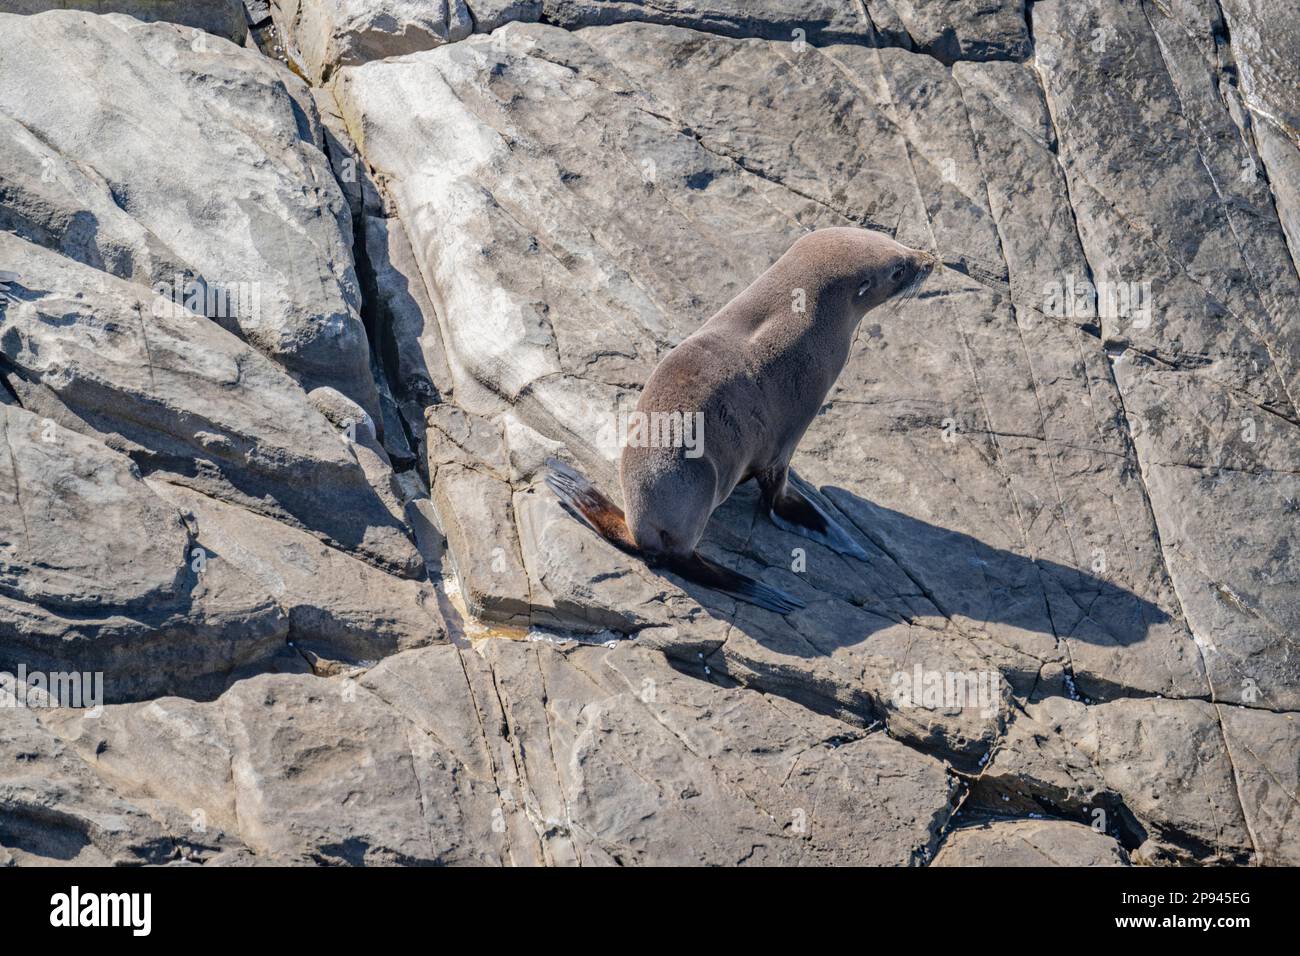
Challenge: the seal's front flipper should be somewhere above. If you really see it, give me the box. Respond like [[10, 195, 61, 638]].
[[768, 481, 870, 562], [659, 552, 805, 615], [545, 458, 637, 553]]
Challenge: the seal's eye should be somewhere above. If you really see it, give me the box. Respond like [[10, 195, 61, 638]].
[[857, 279, 872, 297]]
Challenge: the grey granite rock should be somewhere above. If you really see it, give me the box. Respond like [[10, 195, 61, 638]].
[[427, 406, 532, 625], [0, 232, 423, 579], [0, 404, 289, 702], [271, 0, 474, 80], [363, 214, 456, 461], [1112, 356, 1300, 711], [0, 705, 199, 865], [149, 481, 446, 666], [537, 0, 867, 45], [5, 1, 248, 41], [933, 818, 1130, 866], [477, 638, 960, 864], [332, 21, 1208, 760], [3, 0, 1298, 867], [971, 696, 1257, 864], [244, 0, 271, 25], [1218, 0, 1300, 291], [867, 0, 1030, 63], [1218, 704, 1300, 865], [0, 110, 195, 292], [269, 0, 1033, 83], [13, 640, 957, 864], [1032, 0, 1300, 413], [0, 11, 378, 414], [468, 0, 538, 32]]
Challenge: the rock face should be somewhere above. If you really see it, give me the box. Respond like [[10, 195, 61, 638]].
[[535, 0, 868, 45], [1206, 0, 1300, 276], [270, 0, 475, 81], [268, 0, 1032, 83], [0, 11, 377, 414], [5, 1, 248, 42], [332, 20, 1193, 748], [0, 403, 288, 702], [971, 696, 1260, 864], [13, 641, 958, 864], [0, 10, 436, 708], [932, 818, 1130, 866], [1, 0, 1298, 866], [1, 233, 420, 579]]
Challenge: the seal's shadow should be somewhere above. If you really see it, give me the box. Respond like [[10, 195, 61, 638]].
[[672, 472, 1171, 659]]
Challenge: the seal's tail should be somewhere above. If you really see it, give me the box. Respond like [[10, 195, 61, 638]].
[[544, 458, 805, 616]]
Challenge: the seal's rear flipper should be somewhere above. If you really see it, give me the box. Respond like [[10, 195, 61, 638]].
[[660, 552, 806, 616], [769, 481, 870, 562], [544, 458, 637, 552]]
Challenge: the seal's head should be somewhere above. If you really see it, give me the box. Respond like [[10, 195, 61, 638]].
[[786, 226, 938, 318]]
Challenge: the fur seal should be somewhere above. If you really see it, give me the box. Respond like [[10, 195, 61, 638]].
[[547, 226, 937, 614]]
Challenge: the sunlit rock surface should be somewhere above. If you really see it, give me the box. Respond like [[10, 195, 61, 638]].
[[0, 1, 1296, 865]]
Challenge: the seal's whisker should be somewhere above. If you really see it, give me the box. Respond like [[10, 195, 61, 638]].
[[895, 271, 926, 305]]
